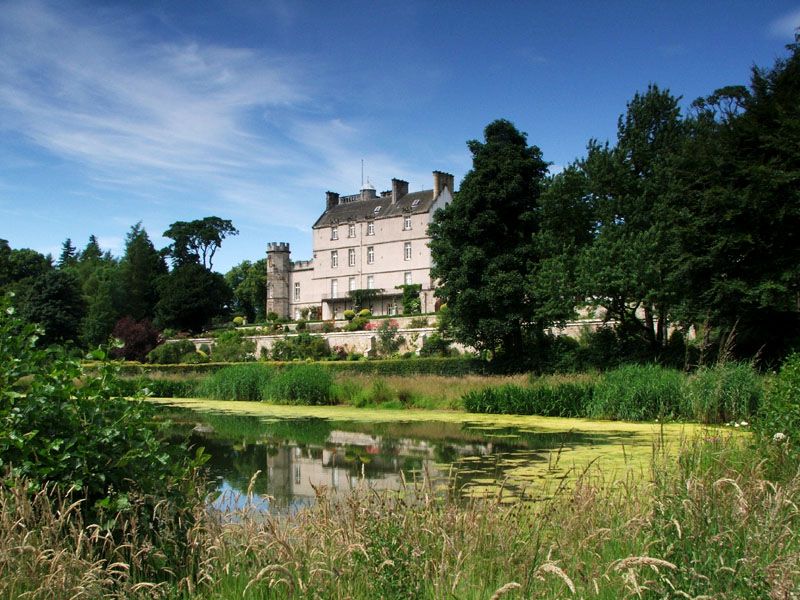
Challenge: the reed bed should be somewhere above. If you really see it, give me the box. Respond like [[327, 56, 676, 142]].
[[1, 435, 797, 599]]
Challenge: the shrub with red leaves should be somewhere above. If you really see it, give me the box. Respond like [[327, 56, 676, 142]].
[[111, 317, 162, 362]]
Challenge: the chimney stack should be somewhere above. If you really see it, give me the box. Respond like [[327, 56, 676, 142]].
[[433, 171, 454, 198], [391, 178, 408, 204], [325, 191, 339, 211]]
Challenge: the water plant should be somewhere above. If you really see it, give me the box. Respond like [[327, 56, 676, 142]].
[[196, 363, 275, 401]]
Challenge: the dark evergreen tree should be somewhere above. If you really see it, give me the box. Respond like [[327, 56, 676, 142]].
[[428, 119, 549, 362], [119, 223, 167, 321], [154, 263, 232, 333], [57, 238, 78, 268], [17, 269, 85, 345]]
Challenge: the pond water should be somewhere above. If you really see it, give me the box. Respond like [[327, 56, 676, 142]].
[[153, 399, 703, 514]]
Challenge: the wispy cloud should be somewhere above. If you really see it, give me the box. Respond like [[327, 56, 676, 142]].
[[768, 7, 800, 38], [0, 1, 409, 234]]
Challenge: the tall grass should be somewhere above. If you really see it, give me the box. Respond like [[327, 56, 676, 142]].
[[264, 364, 334, 405], [196, 363, 275, 401], [3, 435, 798, 599], [684, 362, 762, 423], [587, 363, 685, 420]]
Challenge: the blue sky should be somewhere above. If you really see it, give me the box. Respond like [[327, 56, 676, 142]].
[[1, 1, 799, 273]]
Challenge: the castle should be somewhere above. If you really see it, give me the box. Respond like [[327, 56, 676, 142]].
[[266, 170, 455, 321]]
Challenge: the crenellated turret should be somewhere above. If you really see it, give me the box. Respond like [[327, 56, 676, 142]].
[[266, 242, 291, 319]]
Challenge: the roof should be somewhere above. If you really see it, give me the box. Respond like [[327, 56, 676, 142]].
[[312, 189, 437, 228]]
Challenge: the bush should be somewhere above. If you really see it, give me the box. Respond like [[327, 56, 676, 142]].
[[211, 329, 256, 362], [232, 315, 246, 326], [419, 332, 452, 357], [588, 364, 684, 421], [110, 317, 161, 362], [296, 319, 307, 331], [345, 316, 369, 331], [408, 317, 429, 328], [196, 363, 275, 401], [358, 309, 372, 318], [0, 298, 202, 521], [755, 353, 800, 457], [343, 309, 356, 321], [147, 339, 201, 364], [265, 364, 333, 405], [684, 363, 762, 424], [270, 333, 330, 361], [376, 320, 404, 357]]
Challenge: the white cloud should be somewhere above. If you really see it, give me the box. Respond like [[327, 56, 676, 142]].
[[768, 7, 800, 38]]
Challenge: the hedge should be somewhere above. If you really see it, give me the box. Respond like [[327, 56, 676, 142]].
[[97, 357, 489, 379]]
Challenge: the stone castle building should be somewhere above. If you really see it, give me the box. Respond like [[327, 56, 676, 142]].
[[266, 170, 455, 321]]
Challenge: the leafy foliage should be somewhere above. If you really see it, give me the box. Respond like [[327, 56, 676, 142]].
[[210, 329, 256, 362], [0, 297, 202, 519], [155, 263, 232, 333], [270, 333, 330, 361], [110, 316, 161, 362], [163, 217, 238, 269], [429, 119, 550, 363]]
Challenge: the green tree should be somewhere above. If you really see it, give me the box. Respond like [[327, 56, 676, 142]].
[[225, 259, 266, 323], [154, 263, 232, 332], [119, 223, 167, 321], [16, 269, 85, 345], [672, 38, 800, 361], [574, 86, 687, 354], [163, 217, 238, 269], [428, 119, 550, 362], [57, 238, 78, 268]]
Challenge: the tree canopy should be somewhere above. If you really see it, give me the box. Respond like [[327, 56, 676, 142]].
[[429, 119, 550, 361], [163, 217, 238, 269]]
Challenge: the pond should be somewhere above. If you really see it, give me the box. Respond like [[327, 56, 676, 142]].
[[153, 399, 705, 513]]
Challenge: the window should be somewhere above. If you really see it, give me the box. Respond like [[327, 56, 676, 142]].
[[387, 303, 397, 316], [373, 206, 381, 214], [411, 198, 421, 208], [331, 250, 338, 268], [366, 275, 374, 289], [294, 282, 300, 301], [403, 215, 412, 230], [367, 246, 375, 264], [404, 241, 412, 261], [348, 223, 356, 238], [404, 271, 412, 285], [331, 279, 338, 297], [331, 226, 338, 240], [367, 222, 375, 236], [348, 248, 356, 267], [348, 277, 356, 292]]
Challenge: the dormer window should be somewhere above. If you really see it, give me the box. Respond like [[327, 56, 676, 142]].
[[411, 198, 421, 208], [331, 226, 338, 240], [373, 205, 382, 214]]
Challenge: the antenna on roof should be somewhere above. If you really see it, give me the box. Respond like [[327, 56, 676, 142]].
[[361, 159, 364, 188]]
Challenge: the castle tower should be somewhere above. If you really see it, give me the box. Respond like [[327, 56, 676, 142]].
[[266, 242, 291, 319]]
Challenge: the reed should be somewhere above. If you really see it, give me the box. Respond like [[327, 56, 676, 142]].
[[1, 434, 797, 599]]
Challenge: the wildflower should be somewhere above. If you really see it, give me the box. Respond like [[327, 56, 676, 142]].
[[735, 423, 740, 428], [739, 421, 749, 427], [773, 432, 787, 443]]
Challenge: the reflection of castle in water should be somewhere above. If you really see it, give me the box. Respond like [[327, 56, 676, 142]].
[[263, 431, 494, 505]]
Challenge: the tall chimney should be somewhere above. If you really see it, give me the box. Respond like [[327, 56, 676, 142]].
[[391, 178, 408, 204], [325, 191, 339, 211], [433, 171, 454, 198]]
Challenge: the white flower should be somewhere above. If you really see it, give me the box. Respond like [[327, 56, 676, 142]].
[[735, 423, 740, 428], [739, 421, 749, 427], [773, 432, 787, 443]]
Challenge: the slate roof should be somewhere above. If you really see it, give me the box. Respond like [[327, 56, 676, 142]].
[[312, 189, 436, 228]]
